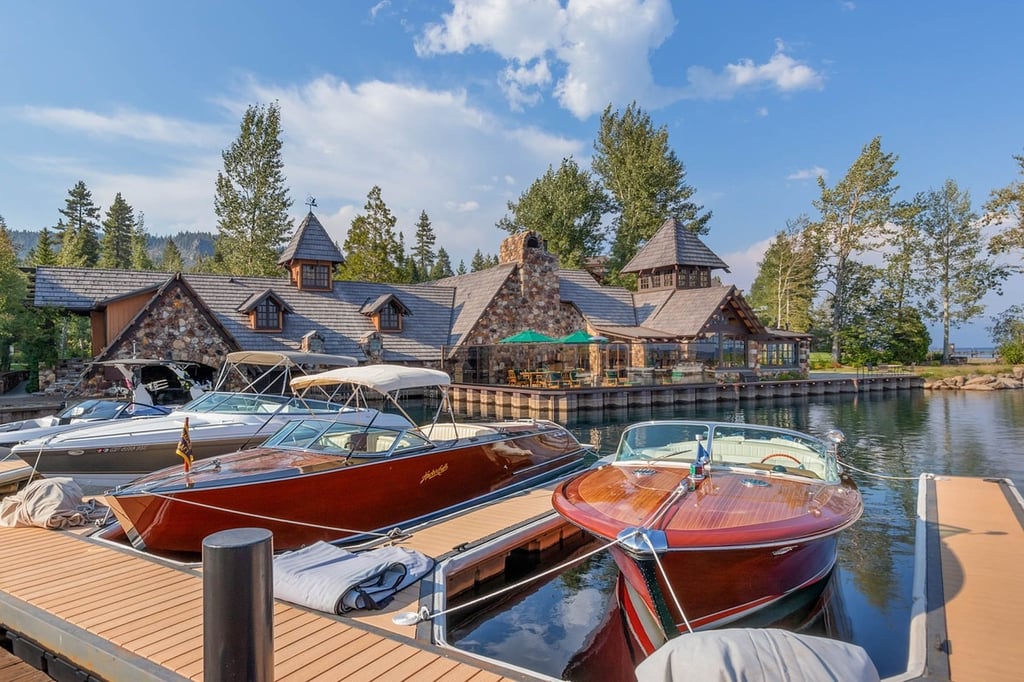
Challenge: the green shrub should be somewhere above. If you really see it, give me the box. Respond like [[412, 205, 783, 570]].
[[808, 352, 833, 370]]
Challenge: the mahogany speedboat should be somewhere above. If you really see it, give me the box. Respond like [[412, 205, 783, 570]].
[[551, 419, 862, 655], [100, 365, 593, 554]]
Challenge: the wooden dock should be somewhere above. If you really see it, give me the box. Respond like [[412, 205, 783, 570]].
[[2, 473, 1020, 680], [0, 485, 572, 681], [898, 475, 1024, 682]]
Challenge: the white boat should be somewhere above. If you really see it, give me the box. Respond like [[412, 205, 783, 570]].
[[0, 357, 206, 456], [11, 350, 357, 489]]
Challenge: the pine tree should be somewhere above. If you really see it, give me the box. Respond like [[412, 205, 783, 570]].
[[339, 186, 408, 282], [56, 180, 101, 267], [99, 192, 134, 269], [456, 260, 467, 275], [412, 210, 436, 280], [27, 227, 59, 266], [431, 247, 454, 279], [213, 102, 293, 276], [0, 217, 28, 370], [130, 211, 154, 270], [470, 249, 489, 272], [592, 102, 710, 279], [162, 237, 184, 272]]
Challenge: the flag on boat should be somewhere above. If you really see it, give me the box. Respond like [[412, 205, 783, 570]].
[[697, 441, 710, 465], [175, 417, 193, 471]]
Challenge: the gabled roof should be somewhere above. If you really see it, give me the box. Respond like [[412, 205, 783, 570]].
[[277, 212, 344, 265], [33, 267, 455, 364], [637, 285, 767, 336], [432, 264, 518, 348], [237, 288, 295, 313], [360, 293, 412, 316], [557, 269, 637, 327], [621, 217, 730, 274]]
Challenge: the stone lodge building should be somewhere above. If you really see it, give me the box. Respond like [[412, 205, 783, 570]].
[[29, 213, 809, 387]]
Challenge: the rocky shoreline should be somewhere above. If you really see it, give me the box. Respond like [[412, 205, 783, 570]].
[[923, 367, 1024, 390]]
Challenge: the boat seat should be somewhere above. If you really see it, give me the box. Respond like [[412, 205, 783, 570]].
[[422, 423, 499, 441], [710, 439, 826, 478]]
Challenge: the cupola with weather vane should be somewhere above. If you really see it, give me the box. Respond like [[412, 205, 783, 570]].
[[278, 197, 345, 291]]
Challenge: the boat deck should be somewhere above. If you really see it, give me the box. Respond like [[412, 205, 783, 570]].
[[0, 485, 563, 681], [912, 475, 1024, 682]]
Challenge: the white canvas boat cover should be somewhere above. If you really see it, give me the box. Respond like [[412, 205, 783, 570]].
[[0, 477, 109, 529], [273, 541, 434, 614], [225, 350, 357, 368], [291, 365, 451, 394], [635, 628, 880, 682]]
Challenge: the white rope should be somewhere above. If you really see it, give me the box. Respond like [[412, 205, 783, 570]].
[[399, 535, 622, 625], [638, 529, 694, 634], [146, 490, 399, 539], [842, 461, 924, 482]]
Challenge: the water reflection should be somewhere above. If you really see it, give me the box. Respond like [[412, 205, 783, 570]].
[[449, 390, 1024, 679]]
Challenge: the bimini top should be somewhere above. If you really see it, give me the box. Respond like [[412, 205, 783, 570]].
[[224, 350, 358, 368], [291, 365, 451, 395]]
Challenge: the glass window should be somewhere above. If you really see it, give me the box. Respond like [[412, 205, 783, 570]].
[[255, 299, 280, 330], [379, 303, 401, 330], [762, 342, 797, 367], [301, 264, 331, 289]]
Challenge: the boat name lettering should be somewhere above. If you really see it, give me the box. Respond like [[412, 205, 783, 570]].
[[420, 463, 449, 484]]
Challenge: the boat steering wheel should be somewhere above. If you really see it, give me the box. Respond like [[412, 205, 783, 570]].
[[760, 453, 803, 468]]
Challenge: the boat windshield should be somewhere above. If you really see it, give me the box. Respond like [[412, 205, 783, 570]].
[[614, 421, 836, 482], [264, 418, 432, 458], [178, 392, 340, 415], [57, 399, 171, 421], [615, 422, 711, 462]]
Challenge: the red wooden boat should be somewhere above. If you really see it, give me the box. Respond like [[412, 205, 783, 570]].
[[551, 419, 862, 655], [100, 365, 592, 554]]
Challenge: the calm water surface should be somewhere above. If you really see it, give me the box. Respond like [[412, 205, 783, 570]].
[[449, 389, 1024, 680]]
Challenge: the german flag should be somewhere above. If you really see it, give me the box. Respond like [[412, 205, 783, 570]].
[[176, 417, 193, 472]]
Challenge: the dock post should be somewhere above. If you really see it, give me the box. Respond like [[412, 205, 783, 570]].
[[203, 528, 274, 682]]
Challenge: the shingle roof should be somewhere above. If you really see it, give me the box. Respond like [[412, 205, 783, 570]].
[[621, 217, 730, 273], [277, 212, 344, 265], [637, 285, 767, 336], [33, 267, 454, 364], [432, 264, 517, 347], [557, 269, 637, 326]]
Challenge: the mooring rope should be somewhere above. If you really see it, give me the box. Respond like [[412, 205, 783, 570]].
[[842, 461, 928, 482], [638, 529, 694, 634]]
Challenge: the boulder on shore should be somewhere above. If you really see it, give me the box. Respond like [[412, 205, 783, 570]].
[[923, 367, 1024, 390]]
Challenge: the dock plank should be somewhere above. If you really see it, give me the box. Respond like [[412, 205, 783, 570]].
[[935, 476, 1024, 682]]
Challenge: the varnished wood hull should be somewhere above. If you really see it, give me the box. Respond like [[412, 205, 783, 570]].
[[103, 426, 587, 553], [552, 462, 862, 648]]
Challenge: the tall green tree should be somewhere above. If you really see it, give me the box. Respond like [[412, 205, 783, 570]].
[[808, 136, 899, 362], [592, 102, 710, 279], [0, 217, 28, 370], [129, 211, 154, 270], [879, 200, 924, 312], [56, 180, 101, 267], [27, 227, 59, 266], [431, 247, 454, 279], [339, 186, 408, 282], [162, 237, 184, 272], [916, 179, 1010, 363], [497, 157, 609, 269], [747, 217, 817, 331], [412, 210, 436, 281], [213, 101, 293, 276], [98, 192, 134, 269], [984, 149, 1024, 257]]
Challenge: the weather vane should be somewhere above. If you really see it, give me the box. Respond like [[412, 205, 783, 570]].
[[306, 195, 317, 209]]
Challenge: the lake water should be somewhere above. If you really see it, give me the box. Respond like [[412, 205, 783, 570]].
[[448, 389, 1024, 680]]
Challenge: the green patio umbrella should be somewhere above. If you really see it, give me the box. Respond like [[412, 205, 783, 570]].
[[499, 329, 558, 343], [558, 330, 594, 344]]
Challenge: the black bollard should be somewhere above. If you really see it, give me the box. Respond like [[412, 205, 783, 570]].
[[203, 528, 274, 682]]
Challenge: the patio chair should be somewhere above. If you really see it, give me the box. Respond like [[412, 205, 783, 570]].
[[604, 369, 626, 386], [507, 368, 521, 385]]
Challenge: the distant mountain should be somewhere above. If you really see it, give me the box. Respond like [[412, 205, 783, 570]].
[[8, 229, 217, 268]]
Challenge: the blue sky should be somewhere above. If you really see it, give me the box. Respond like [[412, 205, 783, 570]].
[[1, 0, 1022, 347]]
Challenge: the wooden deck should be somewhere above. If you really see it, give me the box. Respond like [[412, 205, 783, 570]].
[[902, 475, 1024, 682], [0, 485, 564, 681]]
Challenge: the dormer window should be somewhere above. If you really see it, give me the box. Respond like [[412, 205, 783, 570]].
[[237, 289, 292, 332], [300, 263, 331, 290], [360, 293, 412, 334], [255, 299, 281, 330]]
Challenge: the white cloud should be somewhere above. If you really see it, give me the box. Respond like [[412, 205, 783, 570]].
[[369, 1, 391, 20], [417, 0, 675, 118], [717, 237, 772, 292], [787, 166, 828, 181], [14, 106, 226, 147], [685, 39, 824, 100]]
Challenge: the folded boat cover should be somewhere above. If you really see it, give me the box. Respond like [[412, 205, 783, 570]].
[[273, 541, 434, 614], [635, 628, 880, 682], [0, 477, 109, 529]]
